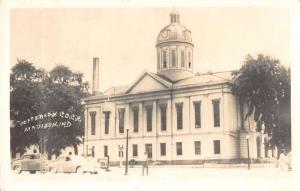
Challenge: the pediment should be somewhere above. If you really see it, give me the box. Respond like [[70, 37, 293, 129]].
[[125, 71, 172, 94]]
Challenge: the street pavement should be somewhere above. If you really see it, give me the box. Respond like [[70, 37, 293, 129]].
[[7, 166, 294, 191]]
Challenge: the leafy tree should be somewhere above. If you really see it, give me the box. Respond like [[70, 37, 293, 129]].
[[232, 54, 291, 152], [45, 65, 89, 158], [10, 60, 90, 158], [10, 59, 46, 155]]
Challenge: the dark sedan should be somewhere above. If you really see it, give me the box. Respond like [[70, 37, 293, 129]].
[[11, 154, 47, 174]]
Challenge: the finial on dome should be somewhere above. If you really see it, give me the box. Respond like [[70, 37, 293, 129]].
[[170, 8, 180, 24]]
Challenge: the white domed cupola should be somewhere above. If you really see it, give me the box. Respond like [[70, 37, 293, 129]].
[[156, 9, 194, 82]]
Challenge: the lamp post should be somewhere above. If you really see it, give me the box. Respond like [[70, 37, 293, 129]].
[[125, 127, 129, 175], [246, 135, 250, 170]]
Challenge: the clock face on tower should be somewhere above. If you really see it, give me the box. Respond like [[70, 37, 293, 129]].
[[161, 30, 168, 39]]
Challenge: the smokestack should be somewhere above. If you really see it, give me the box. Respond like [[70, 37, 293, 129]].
[[92, 57, 99, 94]]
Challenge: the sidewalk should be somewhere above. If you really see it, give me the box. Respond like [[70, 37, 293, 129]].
[[129, 162, 277, 169], [10, 166, 293, 191]]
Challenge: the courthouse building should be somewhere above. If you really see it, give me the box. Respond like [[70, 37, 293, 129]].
[[82, 9, 264, 164]]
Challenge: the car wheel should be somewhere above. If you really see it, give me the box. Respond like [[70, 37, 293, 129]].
[[29, 170, 36, 174], [50, 167, 57, 174], [14, 166, 22, 174], [40, 168, 47, 174], [76, 166, 84, 174]]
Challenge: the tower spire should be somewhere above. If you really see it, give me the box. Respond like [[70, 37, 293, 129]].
[[170, 8, 180, 24]]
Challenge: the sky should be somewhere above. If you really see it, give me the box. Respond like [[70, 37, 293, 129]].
[[10, 7, 290, 92]]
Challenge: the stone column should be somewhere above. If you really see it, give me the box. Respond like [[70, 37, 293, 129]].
[[156, 100, 159, 161], [167, 99, 172, 134], [152, 100, 157, 161], [168, 98, 174, 162], [153, 101, 157, 136], [139, 102, 144, 137], [184, 97, 190, 133], [125, 104, 130, 132], [98, 106, 102, 140]]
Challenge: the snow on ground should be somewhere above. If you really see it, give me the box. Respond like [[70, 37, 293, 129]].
[[8, 166, 293, 191]]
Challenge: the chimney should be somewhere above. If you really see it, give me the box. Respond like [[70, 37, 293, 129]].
[[92, 57, 99, 94]]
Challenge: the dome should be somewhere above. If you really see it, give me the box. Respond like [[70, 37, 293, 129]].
[[155, 9, 194, 82], [156, 24, 193, 46], [156, 10, 193, 47]]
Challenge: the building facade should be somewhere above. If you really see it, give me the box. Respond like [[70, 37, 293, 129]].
[[82, 10, 262, 165]]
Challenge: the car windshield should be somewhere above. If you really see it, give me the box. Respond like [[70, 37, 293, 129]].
[[71, 156, 88, 163], [56, 156, 72, 161], [55, 155, 89, 163], [57, 156, 66, 161], [22, 155, 39, 159]]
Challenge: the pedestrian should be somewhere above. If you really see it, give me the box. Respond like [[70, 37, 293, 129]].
[[286, 151, 292, 170], [119, 150, 123, 168], [106, 155, 111, 172], [277, 150, 288, 170], [142, 151, 149, 176], [118, 145, 124, 168]]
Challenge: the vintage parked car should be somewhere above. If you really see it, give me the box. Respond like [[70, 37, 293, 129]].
[[11, 154, 48, 174], [47, 155, 101, 174], [97, 158, 108, 169]]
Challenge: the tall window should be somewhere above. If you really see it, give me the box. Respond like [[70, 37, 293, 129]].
[[132, 144, 138, 157], [194, 141, 201, 155], [146, 105, 153, 132], [212, 99, 220, 127], [194, 101, 201, 128], [160, 104, 167, 131], [118, 108, 125, 133], [145, 144, 152, 158], [181, 50, 185, 67], [104, 145, 108, 157], [160, 143, 166, 156], [90, 112, 96, 135], [176, 103, 183, 130], [213, 140, 221, 154], [104, 111, 110, 134], [163, 50, 167, 68], [176, 142, 182, 155], [133, 107, 139, 133], [171, 49, 176, 67]]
